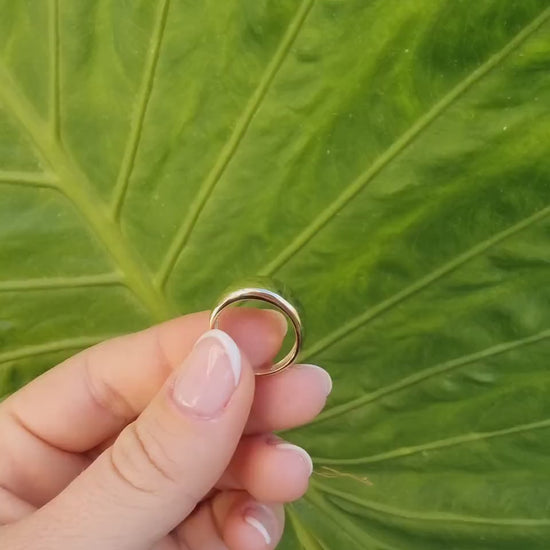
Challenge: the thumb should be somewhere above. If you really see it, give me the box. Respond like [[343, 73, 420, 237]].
[[18, 329, 254, 550]]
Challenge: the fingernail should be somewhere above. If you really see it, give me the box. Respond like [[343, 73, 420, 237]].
[[299, 364, 333, 395], [269, 437, 313, 477], [243, 503, 276, 545], [172, 329, 241, 418], [264, 309, 288, 337]]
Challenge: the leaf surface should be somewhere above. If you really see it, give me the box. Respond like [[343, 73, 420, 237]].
[[1, 1, 550, 547]]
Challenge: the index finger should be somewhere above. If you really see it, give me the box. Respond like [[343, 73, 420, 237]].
[[1, 309, 286, 453]]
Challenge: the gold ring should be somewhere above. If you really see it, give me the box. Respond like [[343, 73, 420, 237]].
[[209, 279, 303, 376]]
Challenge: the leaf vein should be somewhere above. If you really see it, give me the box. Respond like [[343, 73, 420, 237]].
[[306, 486, 397, 549], [0, 170, 58, 188], [49, 0, 60, 141], [301, 203, 550, 363], [287, 506, 326, 550], [260, 7, 550, 276], [311, 327, 550, 425], [314, 417, 550, 466], [110, 0, 171, 220], [0, 336, 111, 366], [155, 0, 315, 288], [0, 65, 174, 320], [0, 273, 123, 292], [311, 479, 550, 527]]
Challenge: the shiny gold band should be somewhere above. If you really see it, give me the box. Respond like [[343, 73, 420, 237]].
[[210, 283, 303, 376]]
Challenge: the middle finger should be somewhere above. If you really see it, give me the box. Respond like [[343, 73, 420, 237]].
[[245, 362, 332, 434]]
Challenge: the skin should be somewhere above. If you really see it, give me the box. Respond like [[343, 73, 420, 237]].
[[0, 309, 332, 550]]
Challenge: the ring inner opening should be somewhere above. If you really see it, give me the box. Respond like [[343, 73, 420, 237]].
[[213, 298, 295, 374]]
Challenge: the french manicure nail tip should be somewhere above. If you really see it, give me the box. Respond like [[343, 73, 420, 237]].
[[244, 504, 275, 545], [172, 329, 241, 417]]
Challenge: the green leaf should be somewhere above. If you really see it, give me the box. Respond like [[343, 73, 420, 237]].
[[1, 0, 550, 547]]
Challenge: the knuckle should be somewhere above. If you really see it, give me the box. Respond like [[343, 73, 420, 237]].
[[133, 421, 180, 484], [151, 325, 175, 379], [110, 422, 204, 508], [109, 429, 154, 495], [110, 422, 178, 494], [83, 352, 137, 422]]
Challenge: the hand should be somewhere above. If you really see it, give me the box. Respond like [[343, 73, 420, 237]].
[[0, 309, 332, 550]]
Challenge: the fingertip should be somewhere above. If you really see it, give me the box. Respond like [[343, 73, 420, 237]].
[[248, 363, 332, 433], [262, 309, 289, 340], [261, 435, 312, 501], [271, 440, 313, 479], [296, 364, 333, 396], [223, 434, 312, 503], [196, 328, 243, 386], [224, 499, 284, 550], [220, 308, 287, 370]]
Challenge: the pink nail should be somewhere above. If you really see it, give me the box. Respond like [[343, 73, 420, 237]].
[[243, 503, 276, 545], [172, 329, 241, 418], [298, 364, 333, 395], [267, 436, 313, 477]]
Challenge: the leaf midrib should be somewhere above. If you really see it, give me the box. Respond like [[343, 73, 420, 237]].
[[0, 0, 313, 321], [0, 65, 174, 321]]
